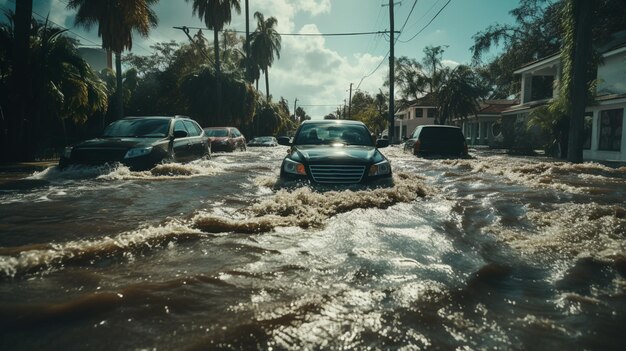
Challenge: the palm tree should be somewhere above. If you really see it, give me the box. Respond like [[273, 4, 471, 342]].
[[67, 0, 158, 120], [250, 11, 281, 101], [185, 0, 241, 77], [436, 65, 486, 125]]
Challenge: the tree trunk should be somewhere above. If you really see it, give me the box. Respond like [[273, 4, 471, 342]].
[[115, 51, 124, 120], [567, 0, 593, 163], [5, 0, 33, 161], [264, 68, 270, 101], [213, 27, 222, 118]]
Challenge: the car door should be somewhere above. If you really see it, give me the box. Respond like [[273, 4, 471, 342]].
[[171, 120, 192, 162], [183, 120, 207, 159], [404, 126, 421, 153]]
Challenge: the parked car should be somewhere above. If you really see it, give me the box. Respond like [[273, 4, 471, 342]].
[[204, 127, 247, 152], [277, 120, 392, 184], [403, 125, 469, 158], [59, 116, 210, 170], [248, 136, 278, 147]]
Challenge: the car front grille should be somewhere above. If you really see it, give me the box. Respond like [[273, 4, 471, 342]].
[[308, 164, 366, 184], [71, 148, 128, 163]]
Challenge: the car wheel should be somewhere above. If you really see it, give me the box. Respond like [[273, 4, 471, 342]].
[[240, 143, 246, 151]]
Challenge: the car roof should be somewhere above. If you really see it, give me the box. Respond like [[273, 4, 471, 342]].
[[418, 125, 461, 129], [121, 116, 191, 120], [300, 120, 366, 126]]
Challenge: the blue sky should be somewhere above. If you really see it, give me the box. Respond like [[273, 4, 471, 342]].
[[1, 0, 521, 118]]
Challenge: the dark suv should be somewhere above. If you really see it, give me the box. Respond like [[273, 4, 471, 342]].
[[403, 125, 469, 157], [59, 116, 210, 170]]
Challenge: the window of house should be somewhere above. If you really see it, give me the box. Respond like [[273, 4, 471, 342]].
[[530, 75, 554, 101], [415, 108, 423, 118], [598, 109, 623, 151], [426, 108, 436, 118], [582, 112, 593, 150]]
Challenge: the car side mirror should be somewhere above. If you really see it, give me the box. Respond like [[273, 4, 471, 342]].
[[173, 130, 188, 139], [376, 139, 389, 148], [277, 136, 291, 146]]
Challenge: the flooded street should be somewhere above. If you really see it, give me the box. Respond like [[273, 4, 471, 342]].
[[1, 146, 625, 350]]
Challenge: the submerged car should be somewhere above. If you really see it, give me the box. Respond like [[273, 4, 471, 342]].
[[278, 120, 391, 184], [204, 127, 247, 152], [403, 125, 469, 158], [248, 136, 278, 147], [59, 116, 210, 170]]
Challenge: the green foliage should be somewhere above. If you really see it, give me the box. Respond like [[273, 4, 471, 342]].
[[437, 65, 487, 125], [350, 90, 387, 134]]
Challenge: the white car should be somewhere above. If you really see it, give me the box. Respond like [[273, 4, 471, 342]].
[[247, 136, 278, 147]]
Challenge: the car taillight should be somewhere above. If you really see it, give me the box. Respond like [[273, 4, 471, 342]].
[[413, 140, 421, 155]]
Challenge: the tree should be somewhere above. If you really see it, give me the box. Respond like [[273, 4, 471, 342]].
[[185, 0, 241, 78], [437, 65, 487, 125], [385, 56, 428, 102], [67, 0, 158, 120], [250, 11, 281, 101], [563, 0, 595, 163], [471, 0, 562, 98], [422, 45, 447, 94]]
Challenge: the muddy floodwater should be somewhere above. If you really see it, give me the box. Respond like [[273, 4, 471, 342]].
[[0, 146, 625, 350]]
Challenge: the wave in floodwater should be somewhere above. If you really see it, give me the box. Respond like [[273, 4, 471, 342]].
[[28, 159, 224, 183], [0, 172, 428, 278], [487, 202, 626, 264], [193, 172, 429, 233], [0, 222, 205, 278], [438, 156, 626, 193]]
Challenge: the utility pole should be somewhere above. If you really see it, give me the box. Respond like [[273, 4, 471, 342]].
[[383, 0, 399, 143], [348, 83, 353, 119], [293, 98, 298, 121], [343, 99, 347, 119]]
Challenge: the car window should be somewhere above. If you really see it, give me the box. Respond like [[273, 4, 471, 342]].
[[183, 120, 201, 136], [204, 129, 229, 137], [294, 124, 374, 146], [174, 121, 189, 135], [232, 129, 241, 137], [103, 118, 170, 138], [419, 127, 464, 141]]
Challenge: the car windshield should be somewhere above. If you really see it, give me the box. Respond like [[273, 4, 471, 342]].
[[102, 119, 170, 138], [420, 127, 464, 141], [294, 124, 373, 146], [204, 129, 229, 137], [253, 137, 274, 142]]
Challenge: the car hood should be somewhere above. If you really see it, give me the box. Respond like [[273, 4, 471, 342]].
[[291, 145, 381, 164], [74, 137, 160, 149], [208, 137, 229, 142]]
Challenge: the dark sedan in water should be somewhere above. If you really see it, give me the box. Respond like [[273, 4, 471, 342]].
[[278, 120, 391, 184], [403, 125, 469, 158], [59, 116, 210, 170]]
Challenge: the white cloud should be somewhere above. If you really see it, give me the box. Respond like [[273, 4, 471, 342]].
[[441, 59, 460, 69], [295, 0, 332, 16]]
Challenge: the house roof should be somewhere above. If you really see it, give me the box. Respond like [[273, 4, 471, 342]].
[[477, 99, 519, 114], [513, 53, 560, 75], [407, 92, 438, 107]]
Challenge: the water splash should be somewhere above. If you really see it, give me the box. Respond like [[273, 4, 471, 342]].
[[193, 172, 429, 233]]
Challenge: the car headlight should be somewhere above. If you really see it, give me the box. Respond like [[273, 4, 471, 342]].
[[124, 147, 153, 159], [368, 160, 391, 176], [283, 158, 307, 175], [62, 146, 73, 158]]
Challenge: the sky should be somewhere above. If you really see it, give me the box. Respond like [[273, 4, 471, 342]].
[[1, 0, 521, 119]]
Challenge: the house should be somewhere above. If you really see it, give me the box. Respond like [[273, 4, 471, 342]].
[[461, 99, 518, 146], [392, 93, 438, 141], [456, 31, 625, 161]]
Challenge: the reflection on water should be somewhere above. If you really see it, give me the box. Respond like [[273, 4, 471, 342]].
[[0, 146, 625, 350]]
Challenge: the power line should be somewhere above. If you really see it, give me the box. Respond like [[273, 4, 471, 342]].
[[176, 26, 393, 37], [398, 0, 452, 43], [396, 0, 419, 43], [355, 50, 390, 92]]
